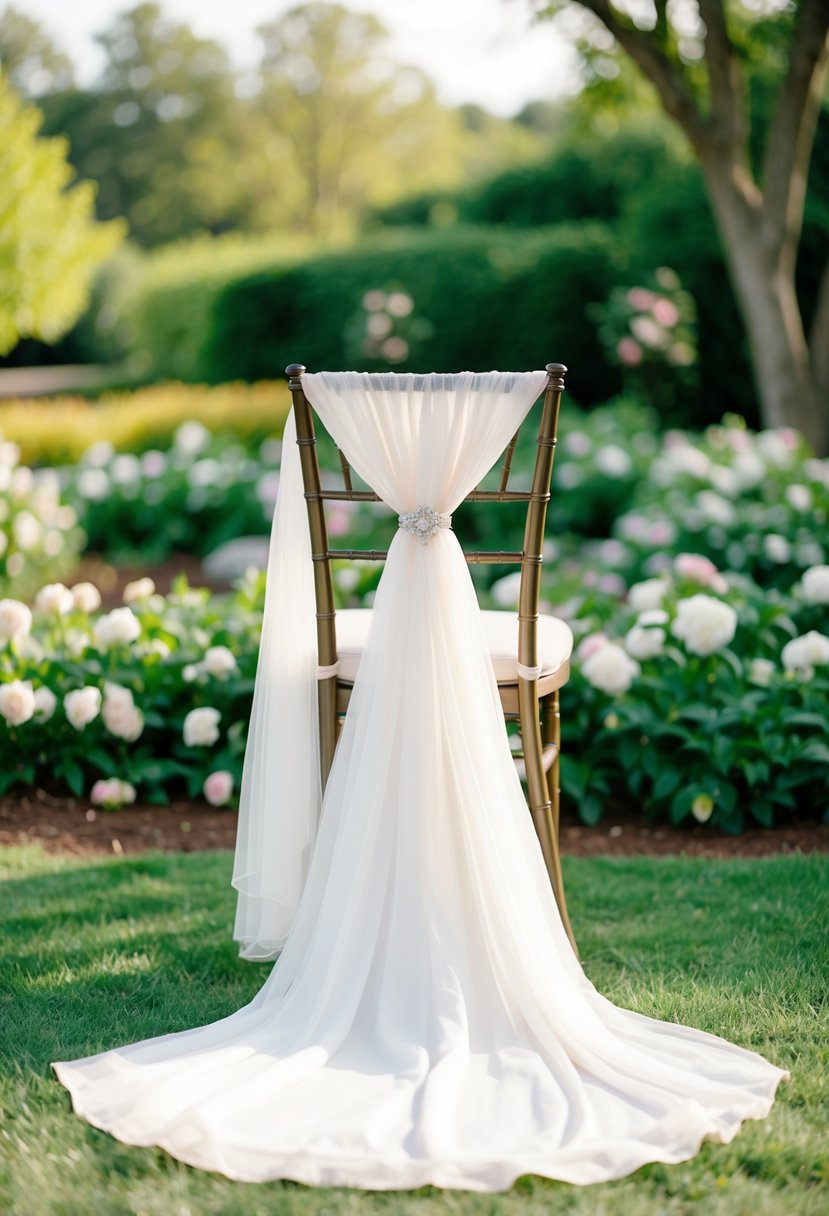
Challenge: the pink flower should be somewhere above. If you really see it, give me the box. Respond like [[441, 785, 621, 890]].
[[576, 632, 609, 661], [627, 288, 656, 310], [203, 769, 234, 806], [651, 298, 680, 327], [648, 520, 677, 545], [674, 553, 720, 586], [90, 777, 137, 809], [327, 502, 356, 537], [617, 337, 643, 366]]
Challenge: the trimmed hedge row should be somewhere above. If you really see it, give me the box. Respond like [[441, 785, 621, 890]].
[[124, 225, 625, 406]]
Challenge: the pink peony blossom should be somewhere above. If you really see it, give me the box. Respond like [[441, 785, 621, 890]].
[[617, 337, 643, 366], [651, 298, 680, 327], [674, 553, 720, 586], [627, 288, 656, 310], [203, 769, 234, 806]]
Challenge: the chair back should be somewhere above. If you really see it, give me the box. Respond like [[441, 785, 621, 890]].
[[285, 363, 567, 772]]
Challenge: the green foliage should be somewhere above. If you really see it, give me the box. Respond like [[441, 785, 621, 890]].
[[0, 438, 84, 600], [0, 70, 124, 356], [2, 844, 825, 1215], [202, 225, 624, 405], [60, 417, 286, 562], [0, 573, 261, 805]]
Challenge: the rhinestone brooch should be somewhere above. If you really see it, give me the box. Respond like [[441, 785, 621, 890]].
[[398, 505, 452, 544]]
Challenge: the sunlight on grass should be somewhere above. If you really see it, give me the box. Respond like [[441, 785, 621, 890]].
[[1, 845, 826, 1216]]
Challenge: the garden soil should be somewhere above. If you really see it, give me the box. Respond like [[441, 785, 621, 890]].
[[1, 793, 826, 860]]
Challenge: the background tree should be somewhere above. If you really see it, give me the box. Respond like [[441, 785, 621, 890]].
[[0, 5, 74, 96], [36, 3, 246, 245], [0, 70, 124, 355], [247, 3, 467, 238], [535, 0, 829, 453]]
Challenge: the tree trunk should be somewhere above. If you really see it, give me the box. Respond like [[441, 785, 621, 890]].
[[700, 158, 828, 455]]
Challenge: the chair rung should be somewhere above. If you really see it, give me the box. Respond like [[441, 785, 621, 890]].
[[327, 549, 525, 564], [511, 744, 559, 772], [542, 743, 559, 772], [315, 490, 381, 501]]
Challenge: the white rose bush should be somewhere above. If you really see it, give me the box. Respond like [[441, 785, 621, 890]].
[[547, 562, 829, 834], [0, 393, 826, 832], [0, 572, 258, 806], [0, 440, 85, 599]]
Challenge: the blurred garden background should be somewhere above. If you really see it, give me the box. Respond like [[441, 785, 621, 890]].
[[0, 0, 827, 837]]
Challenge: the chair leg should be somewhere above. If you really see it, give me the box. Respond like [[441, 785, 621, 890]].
[[539, 689, 578, 957]]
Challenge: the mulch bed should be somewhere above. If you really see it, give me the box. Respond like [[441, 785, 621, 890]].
[[2, 793, 826, 860]]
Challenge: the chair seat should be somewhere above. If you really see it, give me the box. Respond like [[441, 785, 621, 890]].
[[334, 609, 573, 685]]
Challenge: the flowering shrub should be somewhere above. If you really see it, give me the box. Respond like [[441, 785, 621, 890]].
[[0, 438, 85, 599], [488, 559, 829, 832], [612, 416, 828, 588], [0, 572, 264, 805], [590, 267, 699, 413], [344, 286, 433, 366], [58, 422, 284, 562]]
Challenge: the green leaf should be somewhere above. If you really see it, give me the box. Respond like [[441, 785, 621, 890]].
[[579, 794, 603, 826], [751, 799, 775, 827], [800, 741, 829, 765], [60, 758, 85, 798], [653, 769, 681, 800], [787, 713, 828, 729]]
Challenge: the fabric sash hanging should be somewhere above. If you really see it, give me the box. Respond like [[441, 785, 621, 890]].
[[232, 370, 549, 960]]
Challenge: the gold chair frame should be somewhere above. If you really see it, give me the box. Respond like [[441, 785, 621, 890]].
[[286, 363, 578, 956]]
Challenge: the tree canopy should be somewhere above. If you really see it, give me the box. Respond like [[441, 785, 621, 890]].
[[0, 70, 124, 356]]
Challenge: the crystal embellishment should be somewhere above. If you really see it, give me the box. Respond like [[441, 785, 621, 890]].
[[398, 505, 452, 544]]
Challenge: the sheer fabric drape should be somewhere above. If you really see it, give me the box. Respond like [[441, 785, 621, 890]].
[[51, 371, 789, 1191]]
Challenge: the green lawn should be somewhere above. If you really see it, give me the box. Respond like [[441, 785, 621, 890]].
[[1, 845, 826, 1216]]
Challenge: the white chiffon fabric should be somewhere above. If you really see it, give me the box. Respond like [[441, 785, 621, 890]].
[[51, 371, 789, 1191]]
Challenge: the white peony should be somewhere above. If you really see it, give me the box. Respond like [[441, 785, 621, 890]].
[[64, 686, 102, 730], [183, 706, 221, 747], [748, 658, 775, 686], [93, 606, 141, 649], [77, 469, 110, 501], [32, 685, 57, 720], [202, 645, 238, 678], [12, 510, 41, 550], [763, 533, 791, 563], [624, 624, 666, 660], [174, 420, 211, 456], [637, 609, 669, 627], [781, 631, 829, 672], [594, 445, 633, 478], [71, 582, 102, 613], [801, 565, 829, 605], [0, 679, 35, 726], [35, 583, 75, 615], [91, 777, 137, 808], [0, 598, 32, 642], [582, 643, 640, 695], [491, 571, 522, 609], [123, 577, 156, 604], [671, 594, 737, 656], [785, 484, 812, 512], [102, 683, 145, 742], [627, 578, 669, 613], [695, 491, 736, 526]]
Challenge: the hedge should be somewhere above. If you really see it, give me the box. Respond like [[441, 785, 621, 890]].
[[201, 225, 625, 406]]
